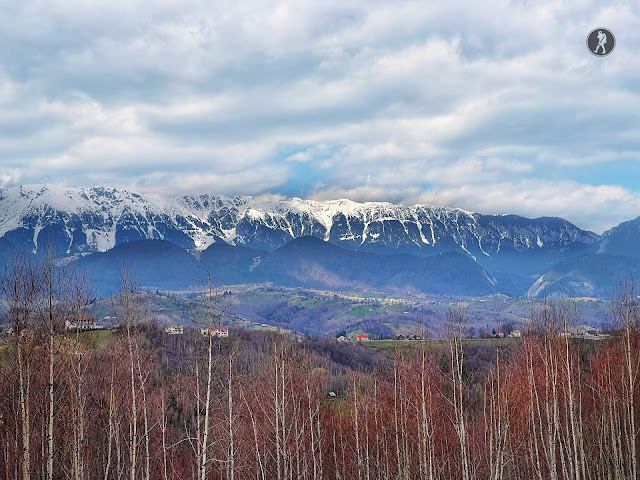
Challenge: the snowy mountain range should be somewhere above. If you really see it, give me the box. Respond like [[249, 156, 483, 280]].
[[0, 184, 598, 257], [1, 184, 637, 298]]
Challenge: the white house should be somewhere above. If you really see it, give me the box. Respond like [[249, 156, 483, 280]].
[[65, 316, 104, 331], [201, 327, 229, 337], [164, 324, 184, 335]]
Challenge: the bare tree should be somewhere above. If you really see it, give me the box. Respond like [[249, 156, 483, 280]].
[[418, 307, 438, 480], [611, 279, 640, 480], [37, 243, 92, 480], [104, 353, 117, 480], [189, 272, 228, 480], [352, 374, 363, 480], [445, 304, 472, 480], [0, 253, 41, 480], [110, 265, 147, 480], [484, 295, 509, 480], [226, 336, 239, 480]]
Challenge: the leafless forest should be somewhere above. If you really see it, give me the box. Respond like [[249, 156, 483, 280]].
[[1, 253, 640, 480]]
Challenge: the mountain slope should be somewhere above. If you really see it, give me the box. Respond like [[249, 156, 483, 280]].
[[76, 237, 497, 297], [598, 217, 640, 258], [527, 253, 640, 299], [0, 237, 20, 266], [251, 236, 498, 295], [199, 243, 263, 285], [77, 240, 205, 295], [0, 186, 599, 270]]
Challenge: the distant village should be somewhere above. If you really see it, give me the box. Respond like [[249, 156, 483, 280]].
[[0, 298, 605, 344], [336, 324, 605, 342]]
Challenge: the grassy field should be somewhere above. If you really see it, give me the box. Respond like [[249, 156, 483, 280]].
[[236, 290, 285, 304], [348, 305, 376, 316], [75, 329, 114, 350]]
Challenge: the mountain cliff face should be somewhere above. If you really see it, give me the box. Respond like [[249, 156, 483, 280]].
[[597, 216, 640, 258], [0, 185, 599, 264], [526, 254, 640, 299], [523, 218, 640, 299]]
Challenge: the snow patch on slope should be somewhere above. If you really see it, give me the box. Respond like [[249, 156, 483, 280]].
[[0, 185, 600, 259], [527, 275, 549, 298]]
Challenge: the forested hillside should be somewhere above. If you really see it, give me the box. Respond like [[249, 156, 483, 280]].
[[1, 254, 640, 480]]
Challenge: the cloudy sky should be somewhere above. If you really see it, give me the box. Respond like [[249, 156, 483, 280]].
[[1, 0, 639, 233]]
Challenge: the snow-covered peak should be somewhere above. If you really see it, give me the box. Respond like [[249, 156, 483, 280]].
[[0, 184, 598, 257]]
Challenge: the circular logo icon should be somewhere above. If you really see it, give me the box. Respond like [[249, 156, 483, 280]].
[[587, 28, 615, 56]]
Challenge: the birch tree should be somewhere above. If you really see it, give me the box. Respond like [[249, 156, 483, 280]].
[[111, 266, 147, 480], [0, 253, 41, 480], [446, 304, 472, 480], [611, 279, 640, 480]]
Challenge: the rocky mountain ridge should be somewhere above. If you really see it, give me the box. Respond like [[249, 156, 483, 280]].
[[0, 185, 599, 261], [2, 184, 639, 298]]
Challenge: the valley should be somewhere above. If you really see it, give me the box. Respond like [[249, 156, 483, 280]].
[[88, 284, 613, 338]]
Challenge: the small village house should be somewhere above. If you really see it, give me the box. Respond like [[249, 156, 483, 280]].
[[201, 326, 229, 337], [65, 316, 104, 331], [164, 324, 184, 335]]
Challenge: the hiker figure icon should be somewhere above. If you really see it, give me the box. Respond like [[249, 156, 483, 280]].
[[594, 30, 607, 55], [587, 27, 615, 57]]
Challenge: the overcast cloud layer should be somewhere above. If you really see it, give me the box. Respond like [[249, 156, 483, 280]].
[[1, 0, 639, 233]]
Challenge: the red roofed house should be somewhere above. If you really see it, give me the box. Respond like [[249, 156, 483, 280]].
[[201, 327, 229, 337]]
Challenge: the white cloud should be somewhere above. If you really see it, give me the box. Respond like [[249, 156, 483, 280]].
[[0, 0, 638, 234], [411, 181, 640, 234]]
